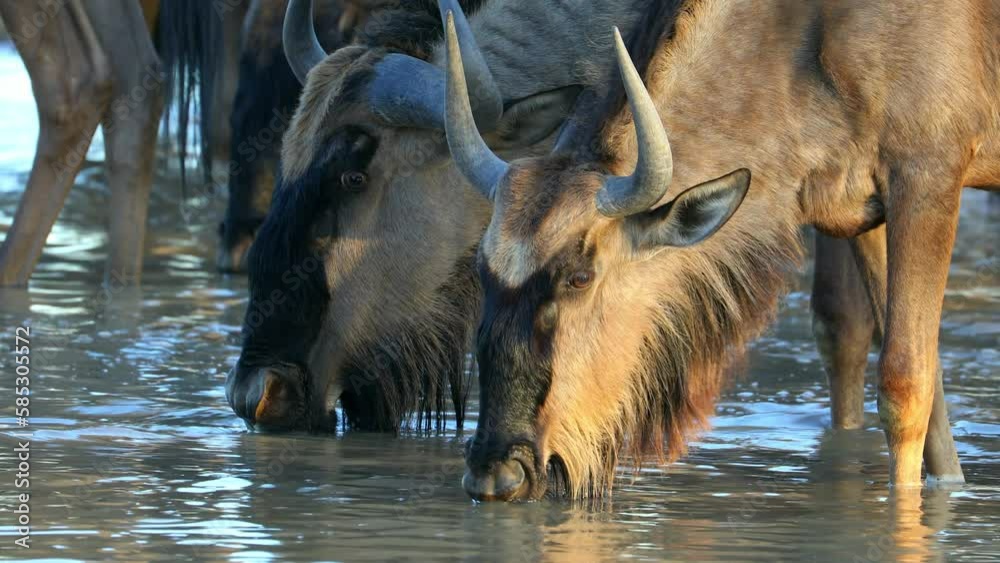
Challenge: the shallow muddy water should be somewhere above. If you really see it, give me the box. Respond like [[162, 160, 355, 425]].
[[0, 45, 998, 562]]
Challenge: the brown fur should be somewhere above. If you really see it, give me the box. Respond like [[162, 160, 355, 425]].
[[264, 0, 665, 432], [474, 0, 1000, 496], [495, 157, 802, 497]]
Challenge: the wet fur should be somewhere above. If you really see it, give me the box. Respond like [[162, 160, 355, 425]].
[[339, 248, 479, 431]]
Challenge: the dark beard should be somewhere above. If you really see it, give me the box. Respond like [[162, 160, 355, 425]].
[[337, 248, 480, 432]]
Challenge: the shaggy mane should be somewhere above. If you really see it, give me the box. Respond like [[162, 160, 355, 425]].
[[542, 0, 806, 498], [555, 220, 803, 499], [339, 248, 480, 432]]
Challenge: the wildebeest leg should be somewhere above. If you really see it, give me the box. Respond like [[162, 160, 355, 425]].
[[811, 233, 874, 429], [849, 228, 963, 482], [85, 0, 164, 284], [854, 171, 965, 485], [852, 228, 962, 485], [921, 363, 964, 482], [209, 0, 248, 172], [0, 0, 112, 286]]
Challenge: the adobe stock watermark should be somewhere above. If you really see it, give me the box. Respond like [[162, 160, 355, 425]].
[[263, 438, 301, 478], [51, 63, 167, 183], [5, 0, 67, 45], [179, 106, 293, 226], [12, 326, 33, 549], [724, 480, 778, 530]]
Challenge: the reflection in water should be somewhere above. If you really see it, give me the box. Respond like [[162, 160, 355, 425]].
[[0, 48, 997, 562]]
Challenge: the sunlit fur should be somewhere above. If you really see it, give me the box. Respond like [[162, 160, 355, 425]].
[[540, 184, 800, 498], [483, 162, 801, 498], [475, 0, 1000, 497], [256, 0, 667, 431]]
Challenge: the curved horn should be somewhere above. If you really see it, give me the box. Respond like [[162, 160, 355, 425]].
[[284, 0, 327, 85], [595, 27, 674, 218], [437, 0, 503, 130], [364, 0, 504, 130], [444, 11, 508, 200]]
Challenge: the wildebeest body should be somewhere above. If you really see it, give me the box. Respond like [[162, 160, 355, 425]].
[[443, 0, 1000, 499]]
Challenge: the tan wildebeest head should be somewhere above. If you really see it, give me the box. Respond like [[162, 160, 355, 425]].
[[442, 13, 805, 500]]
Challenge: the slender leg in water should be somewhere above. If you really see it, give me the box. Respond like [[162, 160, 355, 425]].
[[0, 0, 111, 286], [814, 231, 962, 479], [812, 233, 874, 429], [851, 225, 964, 482], [88, 0, 164, 284], [209, 0, 247, 169], [853, 167, 965, 484]]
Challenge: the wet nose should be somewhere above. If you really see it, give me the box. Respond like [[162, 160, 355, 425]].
[[225, 366, 304, 430], [462, 459, 530, 502]]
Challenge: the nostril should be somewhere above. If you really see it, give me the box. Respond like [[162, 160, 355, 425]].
[[250, 369, 304, 428], [254, 370, 286, 422], [225, 366, 305, 430]]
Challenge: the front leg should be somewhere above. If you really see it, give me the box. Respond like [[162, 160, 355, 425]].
[[851, 223, 964, 483], [94, 0, 165, 285], [814, 227, 963, 482], [875, 163, 964, 485], [0, 0, 112, 285]]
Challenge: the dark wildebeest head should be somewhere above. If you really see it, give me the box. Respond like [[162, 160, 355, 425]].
[[217, 0, 367, 272], [225, 0, 577, 432], [443, 15, 802, 500]]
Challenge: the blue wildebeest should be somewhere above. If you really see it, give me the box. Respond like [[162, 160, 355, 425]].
[[226, 0, 919, 443], [441, 0, 998, 499], [225, 0, 662, 432], [0, 0, 244, 286]]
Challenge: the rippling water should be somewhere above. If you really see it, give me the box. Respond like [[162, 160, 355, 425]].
[[0, 45, 997, 562]]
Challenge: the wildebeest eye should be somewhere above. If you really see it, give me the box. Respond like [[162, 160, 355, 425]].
[[567, 270, 594, 290], [341, 171, 368, 191]]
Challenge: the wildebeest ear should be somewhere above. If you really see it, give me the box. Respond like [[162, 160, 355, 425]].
[[627, 169, 750, 249], [486, 86, 582, 150]]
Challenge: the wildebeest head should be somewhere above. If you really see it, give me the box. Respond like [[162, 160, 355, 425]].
[[443, 23, 767, 500], [226, 0, 577, 432]]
